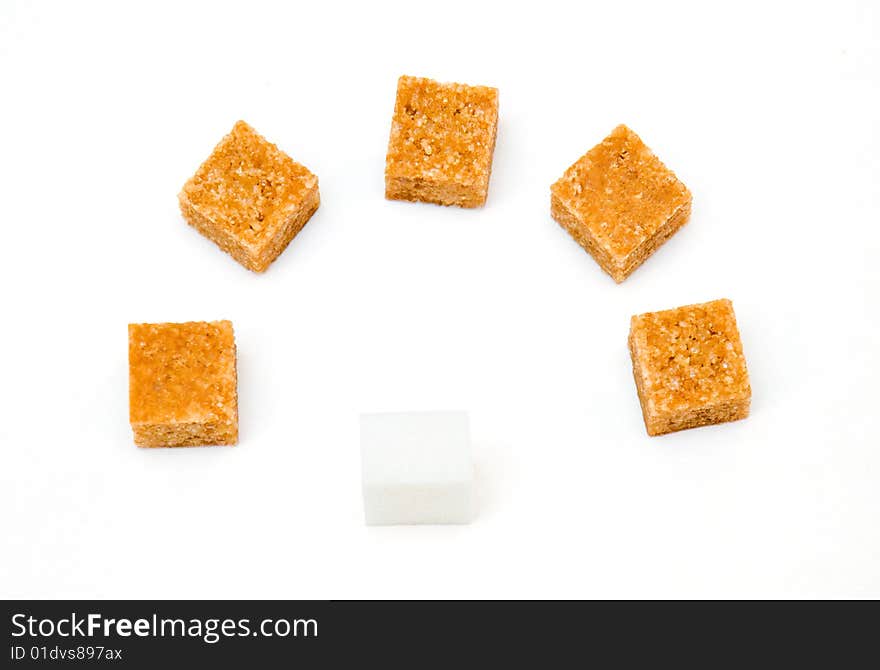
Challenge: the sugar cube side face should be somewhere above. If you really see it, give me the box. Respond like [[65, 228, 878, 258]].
[[360, 412, 474, 525]]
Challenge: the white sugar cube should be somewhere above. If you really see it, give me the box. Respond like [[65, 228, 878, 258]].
[[360, 412, 475, 525]]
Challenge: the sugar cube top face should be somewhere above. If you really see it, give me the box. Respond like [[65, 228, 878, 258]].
[[385, 76, 499, 208], [551, 125, 692, 283], [628, 299, 751, 436], [360, 412, 474, 525], [179, 120, 320, 273], [128, 321, 238, 447]]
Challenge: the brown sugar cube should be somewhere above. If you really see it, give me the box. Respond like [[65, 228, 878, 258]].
[[550, 125, 692, 283], [628, 299, 751, 436], [385, 75, 499, 208], [179, 120, 320, 273], [129, 321, 238, 447]]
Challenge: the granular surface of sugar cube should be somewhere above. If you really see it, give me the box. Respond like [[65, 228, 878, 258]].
[[179, 120, 320, 273], [628, 299, 751, 436], [385, 75, 499, 208], [551, 124, 692, 283], [129, 320, 238, 447], [360, 412, 474, 525]]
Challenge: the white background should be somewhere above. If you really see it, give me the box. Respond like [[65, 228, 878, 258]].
[[1, 0, 878, 599]]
